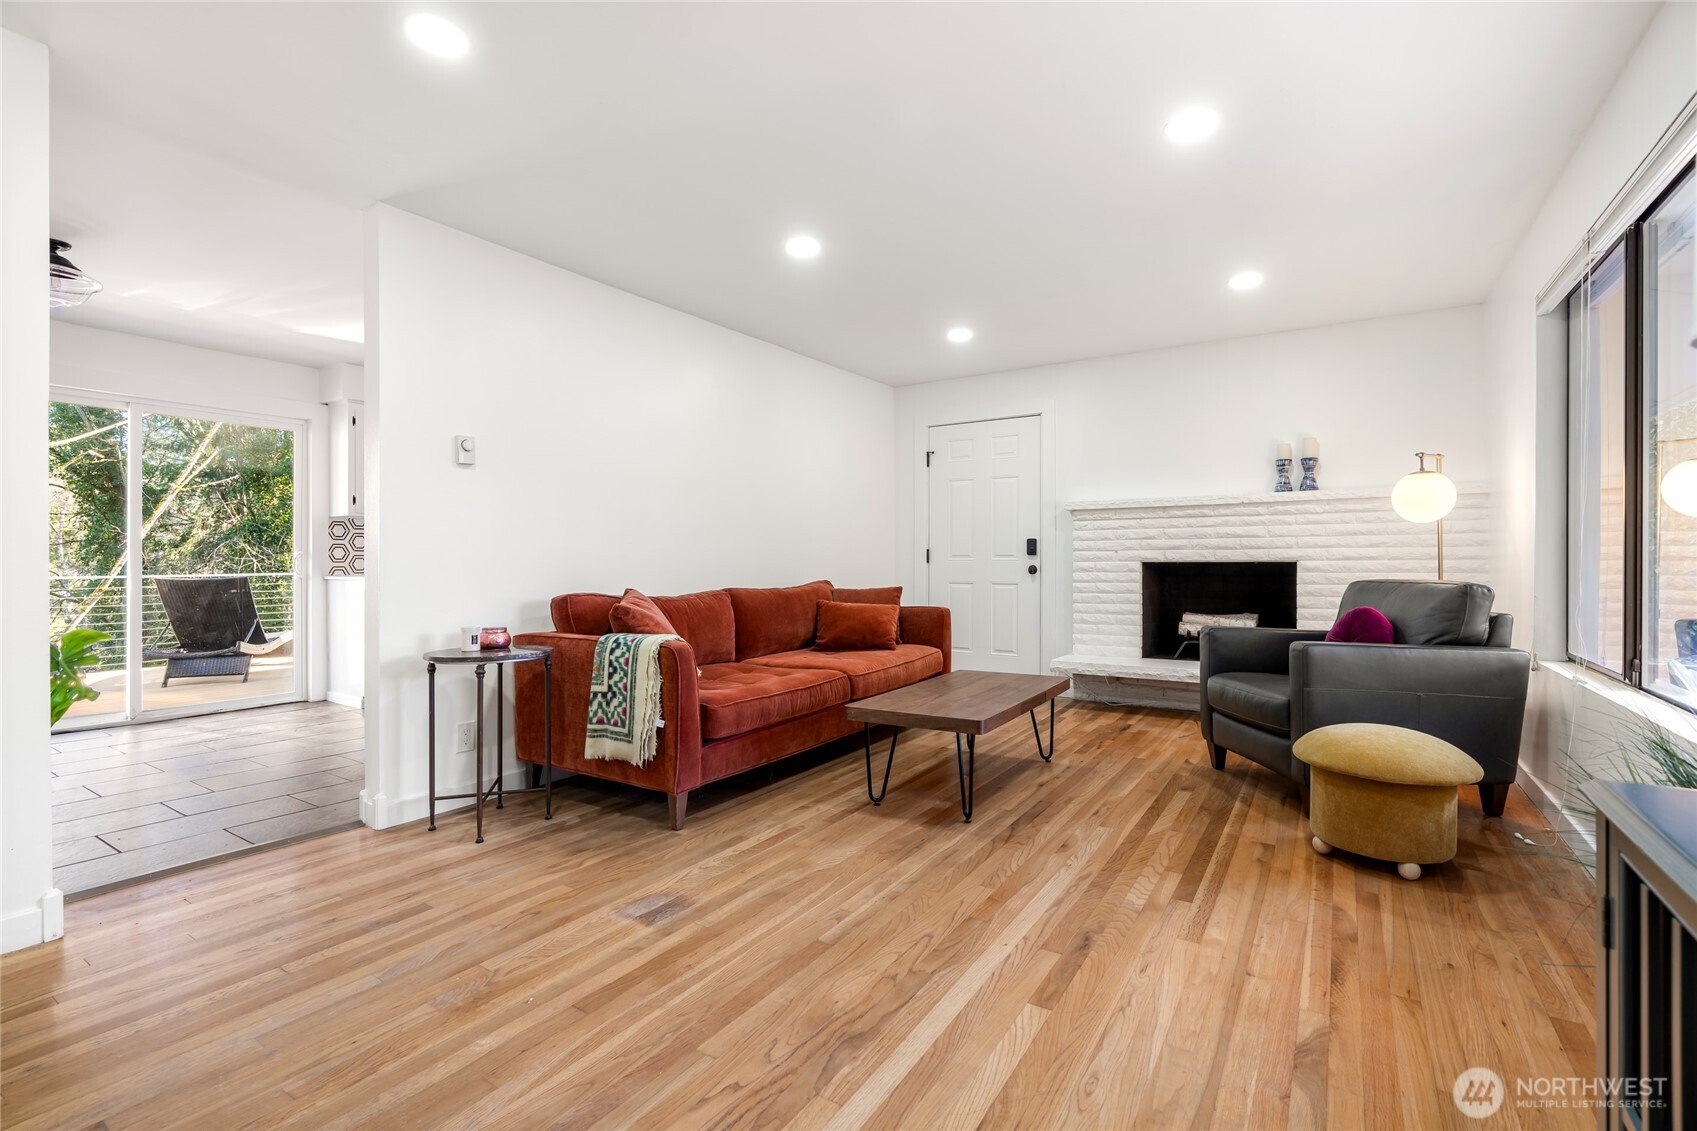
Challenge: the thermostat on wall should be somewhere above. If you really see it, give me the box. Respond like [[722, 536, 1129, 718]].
[[454, 435, 475, 467]]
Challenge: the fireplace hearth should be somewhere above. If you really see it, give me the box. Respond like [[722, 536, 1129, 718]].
[[1141, 562, 1297, 660]]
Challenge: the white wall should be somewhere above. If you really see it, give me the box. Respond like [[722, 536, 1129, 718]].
[[1484, 0, 1697, 823], [2, 30, 59, 953], [50, 321, 333, 703], [894, 305, 1490, 672], [318, 361, 364, 708], [363, 205, 897, 827]]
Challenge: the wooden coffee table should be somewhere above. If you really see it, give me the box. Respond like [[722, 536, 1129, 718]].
[[846, 670, 1070, 822]]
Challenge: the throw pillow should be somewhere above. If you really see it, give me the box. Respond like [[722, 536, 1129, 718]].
[[831, 586, 902, 605], [814, 600, 901, 651], [1326, 606, 1394, 644], [609, 588, 677, 636]]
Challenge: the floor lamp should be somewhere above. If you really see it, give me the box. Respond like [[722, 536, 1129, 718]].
[[1392, 452, 1457, 579]]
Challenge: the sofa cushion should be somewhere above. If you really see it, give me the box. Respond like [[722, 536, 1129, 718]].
[[609, 589, 677, 636], [552, 592, 618, 634], [651, 589, 735, 665], [1207, 672, 1291, 733], [753, 644, 944, 699], [726, 580, 833, 659], [832, 586, 902, 605], [695, 662, 850, 741], [1336, 580, 1494, 647], [815, 601, 900, 651]]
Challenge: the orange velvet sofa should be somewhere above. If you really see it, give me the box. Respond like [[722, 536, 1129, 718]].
[[513, 580, 950, 828]]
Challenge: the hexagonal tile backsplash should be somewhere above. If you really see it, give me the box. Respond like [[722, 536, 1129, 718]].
[[326, 515, 365, 577]]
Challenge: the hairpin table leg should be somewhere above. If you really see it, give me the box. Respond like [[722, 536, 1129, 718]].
[[427, 662, 437, 832], [543, 656, 553, 820], [1032, 701, 1055, 763], [865, 723, 896, 805], [956, 732, 975, 822]]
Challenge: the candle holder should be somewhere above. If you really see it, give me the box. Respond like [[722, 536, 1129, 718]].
[[1300, 456, 1319, 491], [1275, 458, 1295, 493]]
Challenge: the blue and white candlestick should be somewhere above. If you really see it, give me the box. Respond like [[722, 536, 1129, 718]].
[[1299, 438, 1320, 491], [1275, 444, 1295, 493]]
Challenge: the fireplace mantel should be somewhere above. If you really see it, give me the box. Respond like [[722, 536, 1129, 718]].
[[1052, 484, 1491, 708], [1063, 483, 1486, 514]]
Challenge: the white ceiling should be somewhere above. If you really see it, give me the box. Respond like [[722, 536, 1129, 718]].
[[45, 106, 364, 368], [4, 2, 1661, 384]]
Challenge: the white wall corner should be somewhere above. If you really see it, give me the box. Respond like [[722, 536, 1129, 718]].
[[1, 887, 65, 953], [359, 787, 386, 829], [2, 30, 57, 956], [41, 887, 64, 941]]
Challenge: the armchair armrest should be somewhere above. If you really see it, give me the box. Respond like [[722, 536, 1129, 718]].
[[1288, 641, 1531, 782], [1199, 626, 1328, 680], [899, 606, 952, 674], [1198, 626, 1327, 747], [512, 631, 703, 793]]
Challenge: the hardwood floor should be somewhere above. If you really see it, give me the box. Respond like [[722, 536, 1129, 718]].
[[1, 701, 1596, 1129], [48, 701, 364, 894]]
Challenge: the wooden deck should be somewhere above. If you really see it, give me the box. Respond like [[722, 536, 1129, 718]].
[[49, 701, 363, 895], [57, 656, 297, 723], [2, 700, 1596, 1128]]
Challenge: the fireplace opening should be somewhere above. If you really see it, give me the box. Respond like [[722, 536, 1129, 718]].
[[1141, 562, 1298, 660]]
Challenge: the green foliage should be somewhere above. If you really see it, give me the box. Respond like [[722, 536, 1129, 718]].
[[1603, 719, 1697, 789], [50, 629, 112, 725]]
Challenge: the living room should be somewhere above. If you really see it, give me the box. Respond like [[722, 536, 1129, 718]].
[[2, 2, 1695, 1127]]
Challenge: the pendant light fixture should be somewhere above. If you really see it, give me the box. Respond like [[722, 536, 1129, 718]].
[[49, 239, 102, 308]]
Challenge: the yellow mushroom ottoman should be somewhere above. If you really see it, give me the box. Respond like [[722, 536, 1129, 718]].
[[1292, 722, 1484, 881]]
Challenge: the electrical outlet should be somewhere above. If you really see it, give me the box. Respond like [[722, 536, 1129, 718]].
[[455, 722, 475, 753]]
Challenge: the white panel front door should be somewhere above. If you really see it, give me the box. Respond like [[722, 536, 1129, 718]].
[[927, 416, 1041, 674]]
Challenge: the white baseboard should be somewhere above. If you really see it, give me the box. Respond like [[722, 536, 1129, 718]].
[[325, 690, 363, 710], [361, 770, 527, 830], [2, 888, 65, 954]]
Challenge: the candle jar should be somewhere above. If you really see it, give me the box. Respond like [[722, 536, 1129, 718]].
[[479, 626, 511, 650]]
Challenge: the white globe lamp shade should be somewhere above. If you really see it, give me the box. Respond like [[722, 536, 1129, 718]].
[[1660, 459, 1697, 517], [1391, 470, 1457, 524]]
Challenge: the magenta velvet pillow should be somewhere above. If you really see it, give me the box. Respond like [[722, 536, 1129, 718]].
[[1326, 606, 1394, 644]]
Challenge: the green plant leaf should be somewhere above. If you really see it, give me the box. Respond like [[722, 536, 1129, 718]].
[[49, 630, 111, 726]]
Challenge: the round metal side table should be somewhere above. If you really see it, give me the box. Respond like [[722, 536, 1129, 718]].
[[423, 646, 553, 843]]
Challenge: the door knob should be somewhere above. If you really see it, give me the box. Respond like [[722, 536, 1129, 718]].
[[1028, 564, 1038, 575]]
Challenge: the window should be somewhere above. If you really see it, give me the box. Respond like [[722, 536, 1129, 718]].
[[1642, 173, 1697, 705], [1567, 164, 1697, 708]]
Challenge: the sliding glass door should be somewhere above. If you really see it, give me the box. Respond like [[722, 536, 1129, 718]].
[[49, 397, 306, 729]]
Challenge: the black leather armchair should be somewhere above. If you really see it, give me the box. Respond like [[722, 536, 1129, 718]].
[[1198, 579, 1531, 816]]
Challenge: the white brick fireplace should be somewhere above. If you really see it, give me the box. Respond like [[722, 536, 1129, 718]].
[[1051, 486, 1490, 708]]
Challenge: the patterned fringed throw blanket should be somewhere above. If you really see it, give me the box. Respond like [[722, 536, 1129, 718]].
[[585, 633, 678, 766]]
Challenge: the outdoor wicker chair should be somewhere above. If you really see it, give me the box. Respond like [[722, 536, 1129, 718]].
[[144, 575, 289, 685]]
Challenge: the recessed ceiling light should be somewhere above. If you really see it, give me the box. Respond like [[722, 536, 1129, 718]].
[[785, 235, 822, 259], [1164, 106, 1221, 145], [1228, 270, 1264, 291], [946, 327, 974, 344], [405, 14, 470, 60]]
